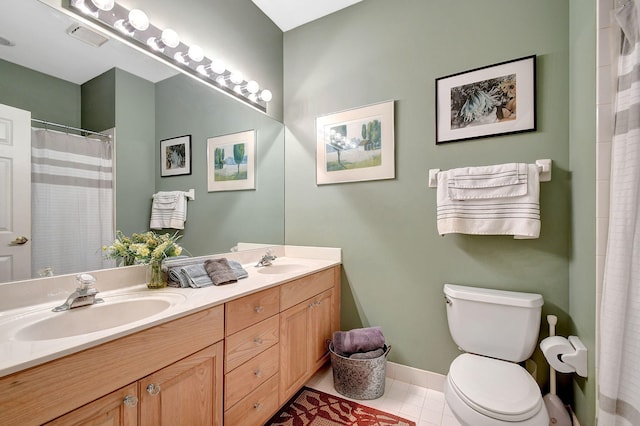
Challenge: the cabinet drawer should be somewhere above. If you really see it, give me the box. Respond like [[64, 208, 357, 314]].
[[225, 286, 279, 336], [224, 373, 279, 426], [280, 267, 334, 311], [224, 343, 279, 410], [225, 315, 279, 373]]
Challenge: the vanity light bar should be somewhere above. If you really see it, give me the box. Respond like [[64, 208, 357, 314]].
[[66, 0, 271, 113]]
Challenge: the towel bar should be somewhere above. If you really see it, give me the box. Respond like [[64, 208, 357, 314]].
[[428, 159, 552, 188], [152, 189, 196, 200]]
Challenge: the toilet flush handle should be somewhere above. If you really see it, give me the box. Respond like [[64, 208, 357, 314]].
[[444, 296, 452, 306]]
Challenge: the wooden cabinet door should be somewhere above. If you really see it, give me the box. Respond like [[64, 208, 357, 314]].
[[45, 383, 138, 426], [309, 289, 334, 372], [279, 300, 310, 404], [139, 342, 223, 426]]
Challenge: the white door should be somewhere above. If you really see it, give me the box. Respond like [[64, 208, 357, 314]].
[[0, 104, 31, 282]]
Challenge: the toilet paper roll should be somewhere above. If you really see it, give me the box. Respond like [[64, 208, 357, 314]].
[[540, 336, 576, 374]]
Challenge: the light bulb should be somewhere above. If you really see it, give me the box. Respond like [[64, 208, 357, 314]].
[[248, 93, 258, 102], [128, 9, 149, 31], [234, 85, 243, 95], [210, 59, 226, 75], [71, 0, 98, 16], [246, 80, 259, 94], [188, 45, 204, 62], [115, 9, 149, 35], [260, 89, 272, 102], [161, 29, 179, 48], [230, 72, 243, 85], [91, 0, 114, 11], [215, 75, 227, 87], [147, 29, 179, 52], [196, 65, 208, 76]]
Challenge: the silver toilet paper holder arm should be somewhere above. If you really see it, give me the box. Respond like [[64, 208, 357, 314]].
[[540, 335, 588, 378]]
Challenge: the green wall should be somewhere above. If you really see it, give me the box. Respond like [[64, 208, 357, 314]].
[[154, 74, 285, 255], [283, 0, 589, 416], [114, 69, 157, 235], [569, 1, 597, 424], [0, 58, 80, 127]]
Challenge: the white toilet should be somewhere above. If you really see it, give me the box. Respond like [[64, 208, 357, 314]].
[[443, 284, 549, 426]]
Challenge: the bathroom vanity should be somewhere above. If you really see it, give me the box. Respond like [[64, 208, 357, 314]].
[[0, 245, 341, 426]]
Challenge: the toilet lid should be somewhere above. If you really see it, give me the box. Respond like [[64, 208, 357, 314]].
[[448, 354, 543, 422]]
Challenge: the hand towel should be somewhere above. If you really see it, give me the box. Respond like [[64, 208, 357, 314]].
[[204, 258, 238, 286], [150, 190, 187, 230], [332, 326, 385, 357], [436, 163, 540, 239], [163, 257, 249, 281], [228, 259, 249, 280], [179, 264, 214, 288], [448, 162, 528, 200]]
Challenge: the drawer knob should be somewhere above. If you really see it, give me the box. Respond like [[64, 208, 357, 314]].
[[254, 337, 263, 344], [123, 395, 138, 407], [253, 402, 262, 410], [146, 383, 161, 396], [254, 306, 265, 313], [254, 369, 263, 378]]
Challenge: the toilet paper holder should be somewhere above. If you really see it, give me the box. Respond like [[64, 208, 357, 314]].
[[540, 335, 588, 378]]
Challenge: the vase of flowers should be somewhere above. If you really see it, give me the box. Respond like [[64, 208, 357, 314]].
[[103, 230, 183, 289]]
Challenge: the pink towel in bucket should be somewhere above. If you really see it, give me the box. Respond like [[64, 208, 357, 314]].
[[332, 326, 385, 357]]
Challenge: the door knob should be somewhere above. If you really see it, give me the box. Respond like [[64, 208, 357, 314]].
[[10, 236, 28, 245]]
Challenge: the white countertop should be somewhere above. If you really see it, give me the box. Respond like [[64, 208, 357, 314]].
[[0, 245, 341, 377]]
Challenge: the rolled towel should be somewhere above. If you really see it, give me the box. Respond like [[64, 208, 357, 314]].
[[204, 258, 238, 286], [349, 347, 386, 359], [333, 326, 385, 357]]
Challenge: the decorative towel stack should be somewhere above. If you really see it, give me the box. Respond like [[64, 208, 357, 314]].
[[436, 162, 541, 239], [163, 257, 248, 288], [333, 326, 386, 359], [150, 191, 188, 230]]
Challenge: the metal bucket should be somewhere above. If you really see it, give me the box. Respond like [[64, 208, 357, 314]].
[[329, 343, 391, 400]]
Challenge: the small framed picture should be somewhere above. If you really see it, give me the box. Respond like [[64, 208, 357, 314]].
[[160, 135, 192, 177], [436, 55, 536, 144], [316, 100, 395, 185], [207, 130, 256, 192]]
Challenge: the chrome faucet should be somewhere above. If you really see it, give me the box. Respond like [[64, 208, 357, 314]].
[[255, 249, 277, 267], [52, 273, 104, 312]]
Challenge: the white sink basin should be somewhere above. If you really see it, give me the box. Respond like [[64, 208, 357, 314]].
[[256, 264, 307, 275], [13, 293, 186, 341]]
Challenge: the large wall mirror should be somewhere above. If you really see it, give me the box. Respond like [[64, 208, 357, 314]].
[[0, 0, 284, 282]]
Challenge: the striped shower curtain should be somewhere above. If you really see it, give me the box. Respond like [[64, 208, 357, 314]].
[[598, 1, 640, 424], [31, 128, 115, 277]]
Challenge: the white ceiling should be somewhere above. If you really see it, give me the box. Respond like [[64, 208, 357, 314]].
[[251, 0, 363, 32], [0, 0, 361, 86]]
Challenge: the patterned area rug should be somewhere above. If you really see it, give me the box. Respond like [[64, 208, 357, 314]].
[[265, 386, 416, 426]]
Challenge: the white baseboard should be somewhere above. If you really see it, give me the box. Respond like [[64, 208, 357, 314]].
[[385, 361, 446, 392]]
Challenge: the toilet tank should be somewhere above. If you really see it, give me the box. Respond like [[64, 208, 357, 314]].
[[444, 284, 543, 363]]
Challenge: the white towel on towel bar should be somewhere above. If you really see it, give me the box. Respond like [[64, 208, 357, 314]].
[[437, 163, 540, 239], [150, 191, 187, 230], [448, 162, 528, 200]]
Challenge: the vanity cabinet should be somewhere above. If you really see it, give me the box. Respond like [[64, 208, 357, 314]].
[[0, 305, 225, 426], [46, 343, 224, 426], [279, 267, 340, 404], [223, 287, 280, 426]]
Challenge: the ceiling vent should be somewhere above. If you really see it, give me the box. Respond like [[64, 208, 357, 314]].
[[66, 24, 109, 47]]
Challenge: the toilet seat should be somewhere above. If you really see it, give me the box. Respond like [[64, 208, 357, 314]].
[[448, 353, 543, 422]]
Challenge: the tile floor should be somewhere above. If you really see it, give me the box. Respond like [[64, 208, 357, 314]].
[[305, 365, 462, 426]]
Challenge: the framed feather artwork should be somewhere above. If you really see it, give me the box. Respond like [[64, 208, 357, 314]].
[[435, 55, 536, 144]]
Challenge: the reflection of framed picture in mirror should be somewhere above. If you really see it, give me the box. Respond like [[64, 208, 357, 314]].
[[207, 130, 256, 192], [160, 135, 192, 177]]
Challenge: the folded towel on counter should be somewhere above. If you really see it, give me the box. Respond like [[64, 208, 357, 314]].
[[436, 163, 541, 239], [180, 264, 214, 288], [150, 191, 187, 230], [447, 162, 528, 200], [349, 347, 386, 359], [333, 326, 385, 357], [204, 258, 238, 285], [228, 259, 249, 279]]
